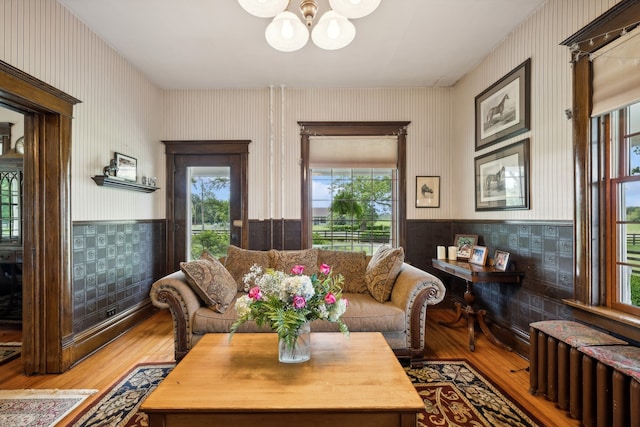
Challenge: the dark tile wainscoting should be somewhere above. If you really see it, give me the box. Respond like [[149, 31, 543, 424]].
[[72, 220, 166, 334], [406, 220, 574, 355]]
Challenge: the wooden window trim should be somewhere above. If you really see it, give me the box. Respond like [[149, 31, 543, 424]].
[[298, 121, 409, 249], [562, 0, 640, 334]]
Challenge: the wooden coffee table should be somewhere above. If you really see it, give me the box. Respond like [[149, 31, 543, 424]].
[[141, 332, 424, 427]]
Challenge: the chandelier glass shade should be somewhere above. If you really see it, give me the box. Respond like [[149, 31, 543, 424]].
[[265, 11, 310, 52], [311, 10, 356, 50], [237, 0, 380, 52], [328, 0, 382, 19], [237, 0, 290, 18]]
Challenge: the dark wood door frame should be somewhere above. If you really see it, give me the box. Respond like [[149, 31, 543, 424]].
[[0, 61, 80, 374], [298, 121, 410, 249], [163, 140, 250, 273]]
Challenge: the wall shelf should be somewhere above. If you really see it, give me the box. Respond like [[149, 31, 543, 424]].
[[92, 175, 159, 193]]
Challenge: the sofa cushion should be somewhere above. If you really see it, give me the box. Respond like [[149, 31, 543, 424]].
[[224, 245, 273, 291], [365, 246, 404, 303], [179, 259, 236, 314], [270, 248, 319, 275], [318, 249, 367, 293], [192, 292, 404, 335]]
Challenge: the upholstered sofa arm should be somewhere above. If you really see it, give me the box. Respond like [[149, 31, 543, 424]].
[[390, 263, 446, 353], [149, 271, 202, 360]]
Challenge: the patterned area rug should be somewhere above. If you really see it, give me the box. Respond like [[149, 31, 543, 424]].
[[69, 363, 174, 427], [0, 389, 97, 427], [71, 360, 540, 427], [0, 342, 21, 366], [406, 360, 541, 427]]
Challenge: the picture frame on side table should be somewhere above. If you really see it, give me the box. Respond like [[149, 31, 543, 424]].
[[475, 58, 530, 150], [475, 138, 530, 211], [493, 250, 510, 271], [115, 152, 137, 182], [469, 246, 488, 266], [415, 176, 440, 208], [454, 234, 478, 260]]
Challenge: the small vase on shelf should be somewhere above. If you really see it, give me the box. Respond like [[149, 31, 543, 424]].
[[278, 322, 311, 363]]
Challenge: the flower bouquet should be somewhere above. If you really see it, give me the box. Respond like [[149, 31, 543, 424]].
[[230, 263, 349, 362]]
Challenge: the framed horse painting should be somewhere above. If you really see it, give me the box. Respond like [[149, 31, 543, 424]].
[[474, 138, 529, 211], [415, 176, 440, 208], [475, 58, 531, 150]]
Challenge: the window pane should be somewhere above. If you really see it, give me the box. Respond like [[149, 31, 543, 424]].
[[629, 102, 640, 134], [630, 133, 640, 176], [616, 180, 640, 308], [311, 168, 396, 255]]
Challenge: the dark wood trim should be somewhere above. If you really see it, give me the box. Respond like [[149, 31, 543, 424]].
[[0, 60, 81, 374], [298, 121, 410, 249], [162, 140, 250, 272], [563, 0, 640, 308], [72, 302, 156, 363]]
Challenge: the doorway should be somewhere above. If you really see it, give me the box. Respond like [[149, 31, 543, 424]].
[[164, 141, 250, 272]]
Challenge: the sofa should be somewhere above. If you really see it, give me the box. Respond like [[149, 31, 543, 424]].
[[150, 245, 446, 365]]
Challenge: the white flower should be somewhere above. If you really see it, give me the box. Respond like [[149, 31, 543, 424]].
[[282, 275, 315, 300], [235, 294, 253, 317], [329, 298, 348, 322]]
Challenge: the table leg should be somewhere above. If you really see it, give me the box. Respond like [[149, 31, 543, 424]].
[[477, 309, 512, 351], [438, 301, 464, 327], [438, 281, 512, 352]]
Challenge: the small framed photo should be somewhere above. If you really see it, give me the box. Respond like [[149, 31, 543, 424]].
[[493, 250, 510, 271], [475, 58, 530, 150], [415, 176, 440, 208], [115, 152, 137, 182], [454, 234, 478, 260], [469, 246, 488, 266]]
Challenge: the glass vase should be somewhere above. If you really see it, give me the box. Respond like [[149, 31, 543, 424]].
[[278, 322, 311, 363]]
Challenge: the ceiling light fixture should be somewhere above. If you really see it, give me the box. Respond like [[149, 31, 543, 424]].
[[238, 0, 381, 52]]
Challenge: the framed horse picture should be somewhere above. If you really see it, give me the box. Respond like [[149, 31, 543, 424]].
[[475, 58, 531, 150], [474, 138, 529, 211], [415, 176, 440, 208]]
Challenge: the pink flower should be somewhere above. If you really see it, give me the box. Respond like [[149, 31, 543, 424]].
[[319, 263, 331, 275], [324, 292, 336, 305], [291, 265, 305, 275], [248, 286, 262, 300], [292, 295, 306, 309]]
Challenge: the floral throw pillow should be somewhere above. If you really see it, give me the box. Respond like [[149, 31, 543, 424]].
[[318, 249, 367, 293], [364, 246, 405, 303], [270, 249, 319, 275], [180, 258, 236, 313], [224, 245, 273, 291]]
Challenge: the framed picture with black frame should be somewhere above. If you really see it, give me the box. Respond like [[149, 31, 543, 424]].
[[474, 138, 530, 211], [475, 58, 531, 151], [114, 152, 137, 182], [415, 176, 440, 208]]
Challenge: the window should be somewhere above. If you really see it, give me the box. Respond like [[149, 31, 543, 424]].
[[299, 121, 409, 251], [602, 101, 640, 315], [564, 1, 640, 336], [311, 168, 397, 254], [0, 167, 21, 243]]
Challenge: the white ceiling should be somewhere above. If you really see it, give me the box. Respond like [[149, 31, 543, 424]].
[[57, 0, 545, 89]]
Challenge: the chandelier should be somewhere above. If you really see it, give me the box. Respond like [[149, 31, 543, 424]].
[[238, 0, 382, 52]]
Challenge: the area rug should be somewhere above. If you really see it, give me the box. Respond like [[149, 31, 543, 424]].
[[69, 363, 174, 427], [406, 360, 541, 427], [70, 360, 540, 427], [0, 388, 97, 427], [0, 342, 21, 366]]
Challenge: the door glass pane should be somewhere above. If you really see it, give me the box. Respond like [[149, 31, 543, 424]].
[[188, 166, 230, 260]]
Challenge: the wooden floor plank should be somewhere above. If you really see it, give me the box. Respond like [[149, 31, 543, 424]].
[[0, 308, 578, 426]]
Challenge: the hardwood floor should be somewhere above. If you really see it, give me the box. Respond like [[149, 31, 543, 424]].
[[0, 308, 578, 426]]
